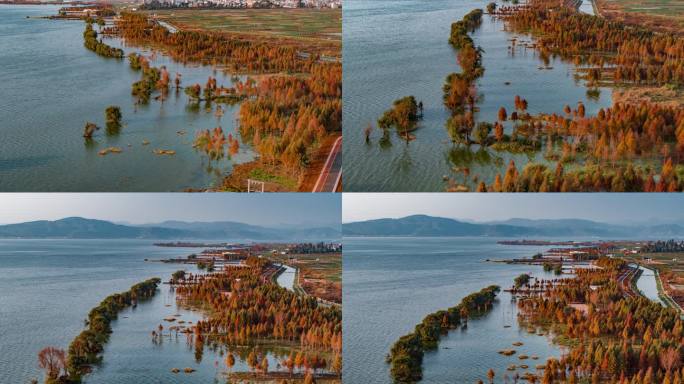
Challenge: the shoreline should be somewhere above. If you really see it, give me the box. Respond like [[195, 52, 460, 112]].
[[9, 5, 340, 192]]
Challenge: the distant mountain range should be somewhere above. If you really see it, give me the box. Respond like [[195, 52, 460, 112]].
[[343, 215, 684, 238], [0, 217, 340, 240]]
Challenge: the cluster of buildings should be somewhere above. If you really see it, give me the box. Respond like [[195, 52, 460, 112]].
[[197, 248, 249, 261], [141, 0, 340, 9], [56, 5, 116, 18]]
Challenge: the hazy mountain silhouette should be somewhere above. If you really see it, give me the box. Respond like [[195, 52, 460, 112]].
[[0, 217, 340, 240], [343, 215, 684, 237]]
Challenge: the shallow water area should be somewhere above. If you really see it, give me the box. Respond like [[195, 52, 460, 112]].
[[343, 0, 612, 191], [634, 264, 667, 306], [0, 4, 255, 191], [88, 282, 322, 383], [0, 239, 333, 383], [343, 237, 567, 383], [276, 264, 297, 291]]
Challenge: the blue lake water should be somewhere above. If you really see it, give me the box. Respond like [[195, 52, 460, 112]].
[[0, 239, 320, 383], [343, 236, 567, 383], [276, 264, 297, 291], [635, 265, 666, 306], [0, 5, 254, 191], [342, 0, 612, 191]]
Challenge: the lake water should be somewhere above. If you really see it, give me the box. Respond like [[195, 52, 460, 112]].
[[0, 239, 319, 383], [276, 264, 297, 291], [343, 237, 566, 383], [635, 265, 666, 306], [342, 0, 612, 191], [0, 5, 254, 191], [578, 0, 596, 15]]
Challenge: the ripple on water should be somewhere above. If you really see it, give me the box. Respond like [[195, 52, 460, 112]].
[[343, 0, 612, 192], [0, 5, 255, 191], [343, 237, 565, 383]]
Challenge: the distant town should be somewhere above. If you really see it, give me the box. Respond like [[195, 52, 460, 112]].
[[140, 0, 341, 9], [0, 0, 341, 9]]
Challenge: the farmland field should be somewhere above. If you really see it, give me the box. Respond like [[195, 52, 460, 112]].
[[596, 0, 684, 32], [268, 252, 341, 303], [145, 8, 341, 50]]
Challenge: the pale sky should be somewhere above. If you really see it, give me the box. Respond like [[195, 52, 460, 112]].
[[343, 193, 684, 225], [0, 193, 341, 227]]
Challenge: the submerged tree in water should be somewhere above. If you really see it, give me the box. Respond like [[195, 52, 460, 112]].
[[378, 96, 422, 142], [364, 123, 373, 144], [38, 347, 66, 383], [83, 122, 99, 138], [104, 105, 122, 135], [474, 122, 493, 146], [225, 352, 235, 374]]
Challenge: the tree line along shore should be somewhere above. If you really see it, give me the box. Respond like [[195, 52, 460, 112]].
[[52, 5, 340, 192], [35, 254, 341, 384], [386, 247, 684, 384], [365, 0, 684, 192], [36, 278, 161, 384], [167, 256, 342, 382]]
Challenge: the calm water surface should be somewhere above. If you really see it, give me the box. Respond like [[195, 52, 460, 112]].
[[0, 5, 254, 191], [635, 265, 666, 306], [276, 264, 297, 291], [343, 237, 567, 383], [0, 239, 316, 383], [343, 0, 612, 191]]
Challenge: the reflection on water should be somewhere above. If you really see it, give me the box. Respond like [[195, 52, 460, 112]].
[[89, 284, 330, 383], [343, 237, 565, 383], [0, 239, 334, 383], [446, 145, 499, 168], [578, 0, 596, 15], [0, 5, 255, 191], [635, 265, 667, 306], [343, 0, 612, 191], [0, 239, 208, 383], [276, 264, 297, 291]]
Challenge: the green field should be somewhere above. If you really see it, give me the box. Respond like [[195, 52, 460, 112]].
[[609, 0, 684, 17], [600, 0, 684, 31], [147, 9, 341, 43], [268, 252, 341, 283], [267, 252, 341, 303]]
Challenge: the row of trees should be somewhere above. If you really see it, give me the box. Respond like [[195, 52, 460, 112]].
[[442, 9, 490, 151], [112, 13, 340, 189], [439, 1, 684, 191], [237, 63, 341, 177], [443, 8, 485, 146], [82, 22, 123, 59], [517, 257, 684, 383], [506, 101, 684, 165], [387, 285, 500, 383], [115, 13, 318, 74], [503, 0, 684, 87], [642, 240, 684, 253], [38, 278, 160, 383], [175, 257, 341, 352], [476, 156, 684, 192], [288, 242, 341, 254]]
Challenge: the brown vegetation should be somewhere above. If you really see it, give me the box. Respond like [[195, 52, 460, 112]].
[[517, 258, 684, 383]]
